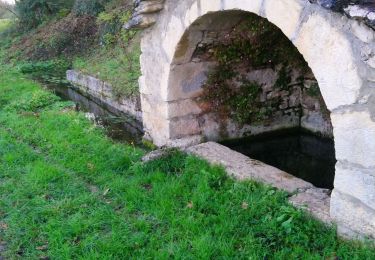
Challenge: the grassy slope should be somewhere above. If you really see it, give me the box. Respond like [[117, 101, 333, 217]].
[[73, 39, 141, 97], [0, 19, 11, 33], [0, 61, 374, 258]]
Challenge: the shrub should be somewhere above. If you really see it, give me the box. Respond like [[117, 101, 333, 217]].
[[10, 13, 98, 61], [6, 89, 60, 112], [18, 59, 70, 82], [15, 0, 74, 29], [18, 59, 71, 85], [73, 0, 111, 16]]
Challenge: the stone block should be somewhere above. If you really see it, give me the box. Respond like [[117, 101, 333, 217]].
[[184, 1, 200, 26], [167, 62, 214, 101], [330, 190, 375, 239], [187, 142, 314, 193], [167, 99, 202, 119], [135, 1, 164, 15], [142, 112, 170, 146], [332, 110, 375, 168], [167, 135, 203, 148], [289, 187, 332, 224], [334, 162, 375, 210], [140, 94, 168, 117], [351, 20, 375, 43], [264, 0, 306, 39], [223, 0, 262, 14], [200, 0, 222, 15], [162, 15, 185, 62], [169, 117, 201, 139], [294, 13, 362, 110]]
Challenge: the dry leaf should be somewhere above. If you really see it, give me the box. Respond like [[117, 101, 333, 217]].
[[0, 222, 8, 230], [36, 244, 48, 251], [103, 188, 110, 196], [87, 163, 95, 170]]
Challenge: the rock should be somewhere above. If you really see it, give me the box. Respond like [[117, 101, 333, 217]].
[[135, 1, 164, 14], [124, 0, 165, 29], [142, 148, 172, 162], [124, 14, 158, 29], [290, 187, 332, 224], [186, 142, 314, 193]]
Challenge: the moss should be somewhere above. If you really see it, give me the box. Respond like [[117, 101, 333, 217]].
[[275, 66, 292, 91], [201, 14, 310, 125], [306, 83, 320, 97]]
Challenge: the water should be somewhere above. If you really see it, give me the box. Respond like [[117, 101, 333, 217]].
[[45, 82, 143, 144], [221, 129, 336, 189]]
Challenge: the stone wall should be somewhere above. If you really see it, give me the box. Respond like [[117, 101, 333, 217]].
[[66, 70, 143, 128], [184, 15, 333, 141]]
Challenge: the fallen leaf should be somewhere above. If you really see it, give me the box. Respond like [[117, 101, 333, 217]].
[[0, 222, 8, 230], [103, 188, 110, 196], [87, 163, 95, 170], [187, 201, 194, 209], [36, 244, 48, 251]]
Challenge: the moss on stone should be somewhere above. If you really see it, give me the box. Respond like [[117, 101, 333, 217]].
[[201, 13, 310, 125]]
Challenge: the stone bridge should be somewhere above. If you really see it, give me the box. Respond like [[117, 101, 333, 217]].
[[128, 0, 375, 239]]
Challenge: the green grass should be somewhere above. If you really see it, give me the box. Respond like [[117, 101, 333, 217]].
[[0, 63, 374, 258], [0, 19, 11, 33], [73, 39, 141, 97]]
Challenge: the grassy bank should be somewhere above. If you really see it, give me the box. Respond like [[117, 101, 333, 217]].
[[0, 19, 11, 32], [1, 0, 140, 98], [0, 61, 374, 258]]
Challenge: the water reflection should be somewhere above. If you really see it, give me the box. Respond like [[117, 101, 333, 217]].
[[222, 130, 336, 189], [46, 83, 143, 144]]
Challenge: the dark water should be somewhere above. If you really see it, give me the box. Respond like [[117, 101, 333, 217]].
[[221, 130, 336, 189], [45, 83, 143, 144]]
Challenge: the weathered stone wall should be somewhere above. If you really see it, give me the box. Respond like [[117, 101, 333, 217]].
[[181, 16, 333, 141], [66, 70, 143, 126], [137, 0, 375, 240]]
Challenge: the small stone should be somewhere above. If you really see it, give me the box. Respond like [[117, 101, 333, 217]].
[[142, 148, 172, 162]]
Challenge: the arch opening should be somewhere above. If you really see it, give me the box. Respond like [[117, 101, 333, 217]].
[[140, 0, 375, 239], [169, 11, 335, 189]]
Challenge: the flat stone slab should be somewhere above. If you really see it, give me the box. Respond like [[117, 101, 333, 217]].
[[186, 142, 313, 193], [290, 188, 332, 224], [186, 142, 332, 224]]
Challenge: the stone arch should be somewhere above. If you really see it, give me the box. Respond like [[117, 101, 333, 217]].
[[140, 0, 375, 238]]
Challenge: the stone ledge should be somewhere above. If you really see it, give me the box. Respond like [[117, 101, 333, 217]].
[[186, 142, 313, 193], [66, 70, 143, 123], [290, 188, 332, 224], [331, 189, 375, 239], [186, 141, 332, 224]]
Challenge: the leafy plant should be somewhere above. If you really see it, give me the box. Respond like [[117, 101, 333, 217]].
[[6, 89, 60, 112], [73, 0, 111, 16], [15, 0, 75, 29]]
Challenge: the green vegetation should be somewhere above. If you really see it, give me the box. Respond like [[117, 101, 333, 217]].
[[2, 0, 139, 97], [1, 3, 374, 258], [1, 60, 374, 258], [0, 18, 10, 32], [72, 1, 140, 96], [73, 42, 140, 97]]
